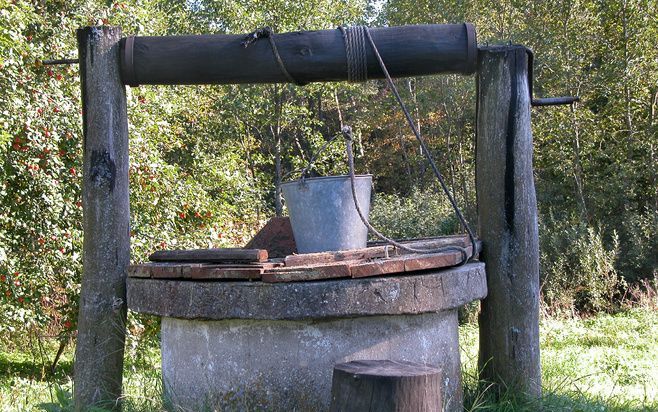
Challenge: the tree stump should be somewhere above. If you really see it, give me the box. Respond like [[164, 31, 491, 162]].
[[329, 360, 442, 412]]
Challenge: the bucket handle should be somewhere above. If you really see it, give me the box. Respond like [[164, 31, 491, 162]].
[[282, 133, 342, 185]]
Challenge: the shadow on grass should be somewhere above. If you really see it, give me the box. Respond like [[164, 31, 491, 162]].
[[0, 353, 72, 383]]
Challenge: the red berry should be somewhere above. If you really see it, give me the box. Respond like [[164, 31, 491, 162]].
[[69, 167, 77, 176], [63, 321, 72, 329], [0, 275, 5, 282], [47, 69, 53, 77], [55, 74, 62, 81], [18, 297, 24, 303], [4, 291, 10, 297], [178, 212, 186, 219]]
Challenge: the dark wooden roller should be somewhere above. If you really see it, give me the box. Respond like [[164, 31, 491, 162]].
[[120, 23, 476, 86]]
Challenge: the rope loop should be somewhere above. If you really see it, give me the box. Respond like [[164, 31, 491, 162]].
[[243, 27, 305, 86], [338, 26, 368, 82]]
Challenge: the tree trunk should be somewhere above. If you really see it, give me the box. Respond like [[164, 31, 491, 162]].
[[475, 46, 541, 398], [329, 360, 442, 412], [74, 26, 130, 411]]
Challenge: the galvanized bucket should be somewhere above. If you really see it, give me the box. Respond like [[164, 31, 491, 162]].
[[281, 175, 372, 253]]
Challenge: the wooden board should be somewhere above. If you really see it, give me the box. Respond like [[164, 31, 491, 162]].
[[261, 261, 355, 283], [149, 248, 268, 263], [129, 262, 281, 280], [244, 217, 296, 258], [284, 235, 470, 267], [131, 236, 481, 283]]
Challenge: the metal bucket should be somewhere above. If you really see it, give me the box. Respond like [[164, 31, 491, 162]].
[[281, 175, 372, 253]]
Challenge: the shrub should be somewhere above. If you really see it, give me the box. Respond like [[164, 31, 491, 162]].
[[539, 212, 624, 315], [368, 187, 460, 240]]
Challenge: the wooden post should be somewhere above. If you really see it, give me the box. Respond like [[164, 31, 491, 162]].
[[475, 46, 541, 397], [74, 26, 130, 411], [329, 360, 442, 412]]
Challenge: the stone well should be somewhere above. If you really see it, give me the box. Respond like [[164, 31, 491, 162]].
[[127, 262, 486, 411]]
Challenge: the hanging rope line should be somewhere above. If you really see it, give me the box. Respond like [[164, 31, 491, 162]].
[[338, 25, 479, 262], [342, 126, 469, 260], [242, 27, 304, 86]]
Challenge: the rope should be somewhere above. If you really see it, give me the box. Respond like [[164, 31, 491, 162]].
[[343, 126, 469, 259], [242, 27, 304, 86], [338, 26, 368, 82], [338, 26, 479, 263]]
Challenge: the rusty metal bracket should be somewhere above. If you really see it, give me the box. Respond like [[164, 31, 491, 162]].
[[525, 47, 579, 107]]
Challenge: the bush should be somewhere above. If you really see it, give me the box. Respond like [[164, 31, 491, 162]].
[[540, 212, 624, 315], [368, 188, 461, 240]]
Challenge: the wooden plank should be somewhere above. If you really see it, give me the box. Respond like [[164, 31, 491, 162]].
[[351, 242, 477, 279], [128, 264, 152, 278], [149, 248, 268, 263], [284, 235, 470, 267], [128, 262, 277, 280], [402, 251, 461, 272], [245, 217, 297, 258], [188, 266, 263, 280], [121, 24, 476, 86], [262, 261, 354, 283], [350, 259, 405, 278]]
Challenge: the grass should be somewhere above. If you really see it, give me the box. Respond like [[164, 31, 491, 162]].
[[1, 308, 656, 411], [461, 308, 658, 411]]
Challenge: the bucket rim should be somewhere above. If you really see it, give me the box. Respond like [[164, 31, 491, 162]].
[[281, 174, 372, 187]]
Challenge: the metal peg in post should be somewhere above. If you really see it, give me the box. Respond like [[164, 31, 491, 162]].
[[525, 47, 579, 107]]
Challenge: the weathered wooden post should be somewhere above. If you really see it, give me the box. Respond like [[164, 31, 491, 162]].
[[74, 26, 130, 410], [475, 46, 541, 397]]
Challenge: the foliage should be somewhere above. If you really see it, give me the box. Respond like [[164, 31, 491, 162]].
[[368, 188, 460, 240], [0, 0, 655, 352], [540, 212, 625, 314]]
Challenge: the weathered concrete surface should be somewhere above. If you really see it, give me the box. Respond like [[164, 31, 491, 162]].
[[128, 262, 486, 320], [162, 311, 463, 411]]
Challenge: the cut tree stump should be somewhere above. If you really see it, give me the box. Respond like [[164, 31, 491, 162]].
[[329, 360, 442, 412]]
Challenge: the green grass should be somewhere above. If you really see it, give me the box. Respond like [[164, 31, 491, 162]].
[[461, 308, 658, 411], [1, 308, 656, 411]]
